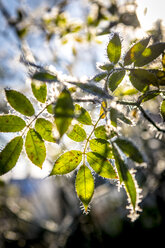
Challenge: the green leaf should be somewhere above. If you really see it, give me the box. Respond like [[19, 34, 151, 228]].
[[54, 88, 74, 137], [47, 104, 54, 114], [98, 63, 114, 71], [94, 125, 107, 139], [87, 152, 117, 179], [31, 81, 47, 103], [124, 37, 150, 66], [75, 104, 92, 125], [5, 90, 35, 117], [75, 165, 94, 212], [73, 82, 112, 99], [107, 33, 121, 64], [89, 138, 113, 159], [160, 100, 165, 121], [112, 145, 137, 210], [0, 136, 23, 176], [115, 137, 144, 163], [35, 118, 56, 143], [138, 91, 160, 103], [67, 124, 86, 142], [25, 128, 46, 168], [129, 69, 157, 92], [134, 42, 165, 67], [110, 107, 132, 127], [0, 115, 26, 132], [92, 72, 107, 82], [109, 70, 125, 92], [50, 150, 82, 175], [162, 52, 165, 71], [32, 71, 57, 82]]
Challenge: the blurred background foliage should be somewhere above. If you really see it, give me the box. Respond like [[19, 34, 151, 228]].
[[0, 0, 165, 247]]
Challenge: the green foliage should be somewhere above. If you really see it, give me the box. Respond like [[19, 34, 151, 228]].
[[50, 150, 82, 175], [75, 165, 94, 212], [5, 90, 35, 116], [109, 70, 125, 92], [35, 118, 56, 143], [87, 152, 117, 179], [114, 137, 144, 163], [54, 88, 74, 137], [75, 104, 92, 125], [67, 124, 86, 142], [1, 35, 165, 221], [0, 136, 23, 176], [25, 128, 46, 168], [31, 81, 47, 103], [107, 33, 121, 64], [0, 115, 26, 132], [124, 37, 150, 66]]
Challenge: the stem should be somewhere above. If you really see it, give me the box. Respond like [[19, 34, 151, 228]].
[[21, 102, 53, 137], [83, 113, 103, 164]]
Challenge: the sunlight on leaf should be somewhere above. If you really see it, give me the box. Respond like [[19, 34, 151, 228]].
[[31, 81, 47, 103], [35, 118, 56, 143], [67, 124, 86, 142], [0, 115, 26, 132], [107, 33, 121, 64]]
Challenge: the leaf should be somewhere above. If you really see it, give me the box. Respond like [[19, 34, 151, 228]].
[[110, 107, 132, 127], [162, 52, 165, 71], [100, 101, 107, 119], [5, 90, 35, 117], [129, 69, 157, 92], [32, 71, 57, 82], [138, 91, 160, 103], [31, 81, 47, 103], [75, 165, 94, 212], [75, 104, 92, 125], [25, 128, 46, 168], [124, 37, 150, 66], [112, 145, 137, 210], [160, 100, 165, 121], [92, 72, 107, 82], [109, 70, 125, 92], [0, 115, 26, 132], [35, 118, 56, 143], [134, 42, 165, 67], [89, 138, 113, 159], [87, 152, 117, 179], [54, 88, 74, 137], [94, 125, 107, 139], [47, 104, 54, 114], [115, 137, 144, 163], [50, 150, 82, 175], [107, 33, 121, 64], [0, 136, 23, 176], [67, 124, 86, 142], [98, 63, 114, 71], [73, 82, 112, 99]]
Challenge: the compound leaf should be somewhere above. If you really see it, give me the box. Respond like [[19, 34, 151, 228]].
[[0, 115, 26, 132], [109, 70, 125, 92], [25, 128, 46, 168], [35, 118, 56, 143], [67, 124, 86, 142], [107, 33, 121, 64], [5, 90, 35, 117], [75, 165, 94, 212], [89, 138, 113, 159], [124, 37, 150, 66], [115, 137, 144, 163], [31, 81, 47, 103], [54, 88, 74, 137], [134, 42, 165, 67], [75, 104, 92, 125], [50, 150, 82, 175], [0, 136, 23, 176], [87, 152, 117, 179]]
